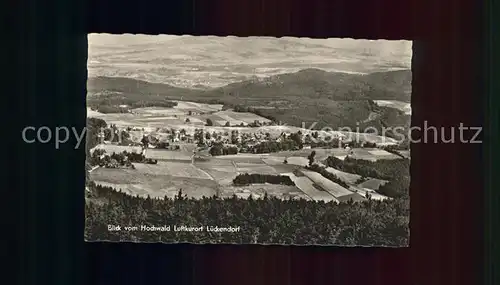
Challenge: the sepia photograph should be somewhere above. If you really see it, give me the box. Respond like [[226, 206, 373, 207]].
[[84, 34, 412, 246]]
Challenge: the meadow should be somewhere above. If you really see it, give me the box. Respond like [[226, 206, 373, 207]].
[[133, 161, 213, 179], [144, 149, 193, 161], [88, 142, 402, 202], [373, 100, 412, 115], [284, 173, 338, 202], [90, 169, 218, 199], [299, 169, 354, 198]]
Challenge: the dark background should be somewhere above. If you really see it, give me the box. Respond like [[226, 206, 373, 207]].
[[13, 0, 487, 284]]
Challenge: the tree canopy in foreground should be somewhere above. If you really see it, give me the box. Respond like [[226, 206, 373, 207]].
[[85, 183, 409, 246]]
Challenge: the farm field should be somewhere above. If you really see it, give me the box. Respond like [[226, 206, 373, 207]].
[[285, 157, 310, 167], [182, 117, 205, 124], [88, 143, 404, 200], [132, 161, 213, 180], [373, 100, 412, 115], [273, 148, 348, 161], [283, 173, 338, 202], [339, 131, 399, 145], [87, 107, 105, 117], [261, 156, 310, 170], [135, 116, 181, 122], [324, 167, 362, 184], [133, 101, 223, 114], [235, 163, 278, 175], [91, 165, 211, 181], [299, 170, 354, 198], [132, 107, 185, 116], [268, 163, 301, 174], [172, 101, 223, 112], [261, 156, 285, 165], [203, 147, 404, 166], [195, 160, 238, 185], [349, 186, 390, 201], [93, 178, 218, 199], [214, 154, 269, 164], [90, 168, 218, 199], [212, 112, 245, 126], [144, 149, 193, 161], [90, 113, 151, 128], [89, 153, 394, 201], [198, 169, 238, 185], [95, 104, 273, 129], [346, 148, 401, 161], [214, 110, 272, 125], [358, 178, 388, 190], [195, 158, 236, 167]]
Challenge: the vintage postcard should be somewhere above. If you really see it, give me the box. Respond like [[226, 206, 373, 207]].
[[85, 34, 411, 246]]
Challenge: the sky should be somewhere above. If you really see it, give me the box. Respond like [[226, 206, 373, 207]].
[[88, 34, 412, 89]]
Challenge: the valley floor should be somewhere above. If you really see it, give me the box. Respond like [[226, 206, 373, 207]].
[[89, 146, 396, 202], [87, 103, 408, 203]]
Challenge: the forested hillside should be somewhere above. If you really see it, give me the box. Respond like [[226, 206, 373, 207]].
[[87, 69, 411, 131]]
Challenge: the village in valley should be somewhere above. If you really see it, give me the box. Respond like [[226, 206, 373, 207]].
[[86, 98, 410, 203]]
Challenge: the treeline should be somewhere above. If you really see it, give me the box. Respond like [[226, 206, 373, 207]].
[[86, 118, 107, 153], [326, 156, 387, 179], [86, 119, 135, 152], [376, 174, 410, 198], [380, 144, 410, 158], [305, 164, 350, 189], [129, 101, 178, 108], [325, 156, 409, 181], [233, 173, 295, 186], [89, 97, 178, 113], [85, 183, 409, 246], [232, 105, 277, 122], [324, 156, 410, 198], [96, 105, 130, 114], [88, 149, 132, 169], [307, 139, 342, 149], [103, 124, 133, 145], [89, 149, 157, 168]]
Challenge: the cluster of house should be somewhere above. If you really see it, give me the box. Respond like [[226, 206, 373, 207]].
[[100, 123, 370, 157]]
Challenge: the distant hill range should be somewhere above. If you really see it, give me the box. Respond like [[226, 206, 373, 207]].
[[87, 69, 411, 133], [214, 68, 411, 103]]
